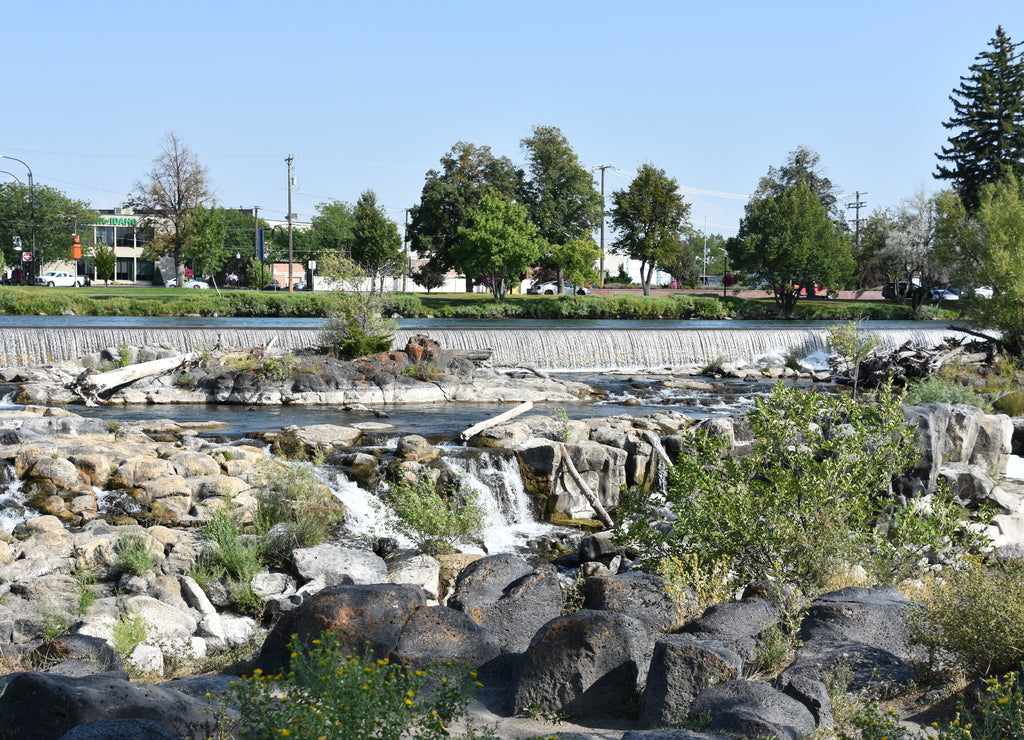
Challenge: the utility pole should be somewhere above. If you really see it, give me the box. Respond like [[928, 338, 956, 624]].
[[252, 206, 259, 288], [402, 208, 410, 292], [846, 191, 867, 253], [285, 155, 294, 292], [594, 163, 614, 288]]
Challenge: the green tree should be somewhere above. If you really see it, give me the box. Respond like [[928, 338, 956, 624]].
[[91, 243, 116, 286], [550, 237, 600, 296], [220, 207, 262, 274], [351, 190, 404, 294], [520, 125, 603, 290], [755, 145, 845, 222], [935, 26, 1024, 212], [0, 181, 98, 270], [130, 132, 213, 287], [456, 190, 542, 302], [185, 205, 229, 286], [731, 180, 853, 314], [615, 383, 981, 593], [609, 164, 692, 296], [407, 141, 524, 289], [306, 199, 355, 260], [411, 261, 447, 293], [938, 175, 1024, 355]]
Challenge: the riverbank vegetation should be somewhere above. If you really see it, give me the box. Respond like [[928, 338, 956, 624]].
[[0, 284, 955, 321]]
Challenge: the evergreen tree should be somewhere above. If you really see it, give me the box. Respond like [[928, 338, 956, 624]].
[[935, 26, 1024, 211]]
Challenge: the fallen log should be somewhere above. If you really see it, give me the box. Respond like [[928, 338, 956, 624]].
[[459, 401, 533, 442], [558, 442, 614, 528], [67, 352, 200, 406]]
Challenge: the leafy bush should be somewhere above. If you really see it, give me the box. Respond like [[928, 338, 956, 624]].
[[934, 668, 1024, 740], [253, 463, 345, 566], [229, 632, 493, 740], [115, 533, 156, 575], [319, 293, 397, 359], [993, 389, 1024, 416], [615, 382, 984, 594], [111, 614, 148, 658], [382, 470, 486, 555], [904, 377, 991, 409], [910, 558, 1024, 678]]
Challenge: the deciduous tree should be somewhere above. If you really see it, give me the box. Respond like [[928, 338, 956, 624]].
[[351, 190, 404, 294], [130, 133, 213, 287], [456, 190, 542, 302], [609, 164, 692, 296], [0, 182, 97, 270], [936, 27, 1024, 211], [730, 180, 853, 314], [520, 125, 603, 290], [407, 142, 524, 289]]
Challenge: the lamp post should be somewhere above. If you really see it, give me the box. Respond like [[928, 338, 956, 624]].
[[0, 155, 34, 283], [0, 170, 23, 184]]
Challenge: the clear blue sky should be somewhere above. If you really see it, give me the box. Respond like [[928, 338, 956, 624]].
[[3, 1, 1023, 237]]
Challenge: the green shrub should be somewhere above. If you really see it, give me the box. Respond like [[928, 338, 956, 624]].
[[994, 389, 1024, 416], [403, 361, 441, 382], [910, 558, 1024, 678], [319, 294, 397, 359], [383, 470, 486, 555], [254, 463, 344, 566], [115, 533, 156, 575], [904, 377, 991, 409], [111, 613, 148, 658], [229, 632, 493, 740], [934, 668, 1024, 740], [615, 382, 984, 594]]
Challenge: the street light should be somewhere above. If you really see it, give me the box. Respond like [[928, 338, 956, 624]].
[[0, 170, 23, 184], [0, 155, 34, 282]]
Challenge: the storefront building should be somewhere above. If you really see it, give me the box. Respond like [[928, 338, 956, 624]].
[[89, 210, 155, 282]]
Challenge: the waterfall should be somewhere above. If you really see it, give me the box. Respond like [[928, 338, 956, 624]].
[[0, 463, 27, 535], [441, 447, 554, 553], [0, 325, 973, 371]]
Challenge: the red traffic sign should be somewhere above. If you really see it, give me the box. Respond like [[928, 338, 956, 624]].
[[21, 252, 33, 262]]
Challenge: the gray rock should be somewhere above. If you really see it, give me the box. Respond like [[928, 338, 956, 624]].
[[292, 541, 389, 586], [682, 597, 780, 661], [584, 571, 687, 633], [690, 679, 817, 739], [511, 609, 649, 719], [0, 672, 218, 740], [391, 605, 501, 669], [59, 718, 182, 740], [639, 635, 743, 729]]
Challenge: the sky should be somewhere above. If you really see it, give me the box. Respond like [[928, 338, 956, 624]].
[[3, 1, 1023, 240]]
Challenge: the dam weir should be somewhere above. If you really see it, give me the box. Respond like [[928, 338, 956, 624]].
[[0, 324, 972, 371]]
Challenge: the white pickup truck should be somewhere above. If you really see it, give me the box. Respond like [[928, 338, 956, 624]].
[[35, 271, 84, 287]]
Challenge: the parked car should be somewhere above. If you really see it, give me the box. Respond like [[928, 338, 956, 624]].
[[793, 280, 838, 300], [973, 286, 994, 299], [165, 278, 209, 289], [527, 281, 590, 295], [930, 288, 960, 302], [881, 280, 921, 300], [35, 271, 83, 287]]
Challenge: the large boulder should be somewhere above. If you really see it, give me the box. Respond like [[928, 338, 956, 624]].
[[510, 609, 650, 719], [390, 605, 501, 670], [448, 554, 562, 652], [292, 541, 389, 587], [682, 596, 780, 662], [638, 635, 743, 729], [0, 672, 218, 740], [253, 583, 426, 674], [788, 586, 917, 695], [689, 679, 817, 740], [584, 571, 687, 633]]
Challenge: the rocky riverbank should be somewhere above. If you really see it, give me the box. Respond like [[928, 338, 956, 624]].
[[0, 390, 1021, 738]]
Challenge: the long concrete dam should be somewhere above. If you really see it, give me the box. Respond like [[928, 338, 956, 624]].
[[0, 325, 972, 372]]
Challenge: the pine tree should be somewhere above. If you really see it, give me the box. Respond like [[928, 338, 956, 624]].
[[935, 26, 1024, 211]]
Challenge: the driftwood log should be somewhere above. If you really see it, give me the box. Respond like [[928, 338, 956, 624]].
[[67, 353, 200, 406], [848, 337, 997, 390], [460, 401, 534, 442]]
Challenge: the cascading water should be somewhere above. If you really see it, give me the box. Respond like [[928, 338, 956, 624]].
[[440, 447, 555, 553], [0, 324, 973, 371], [0, 463, 28, 534]]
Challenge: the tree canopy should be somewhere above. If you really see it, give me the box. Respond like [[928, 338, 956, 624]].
[[456, 190, 542, 302], [731, 179, 853, 314], [520, 125, 603, 287], [0, 182, 98, 273], [609, 164, 692, 296], [407, 142, 524, 287], [935, 26, 1024, 211], [350, 190, 404, 293], [130, 132, 213, 287], [755, 145, 844, 222]]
